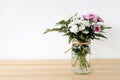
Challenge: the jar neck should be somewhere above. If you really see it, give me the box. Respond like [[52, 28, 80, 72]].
[[72, 38, 91, 47]]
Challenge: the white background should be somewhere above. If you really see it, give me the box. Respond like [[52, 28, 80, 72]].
[[0, 0, 119, 59]]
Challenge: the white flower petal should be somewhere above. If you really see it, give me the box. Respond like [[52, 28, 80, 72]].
[[79, 24, 85, 31], [68, 22, 75, 27], [76, 15, 81, 20], [82, 30, 89, 34], [76, 20, 82, 24], [70, 25, 78, 33], [82, 20, 90, 27]]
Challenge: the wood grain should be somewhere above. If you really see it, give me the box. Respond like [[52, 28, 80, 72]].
[[0, 59, 120, 80]]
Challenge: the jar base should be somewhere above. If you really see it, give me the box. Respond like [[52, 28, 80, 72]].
[[72, 70, 91, 74]]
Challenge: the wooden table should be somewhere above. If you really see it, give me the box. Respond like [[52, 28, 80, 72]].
[[0, 59, 120, 80]]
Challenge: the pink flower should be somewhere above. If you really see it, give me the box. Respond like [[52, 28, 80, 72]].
[[88, 13, 96, 20], [97, 16, 104, 22], [92, 18, 97, 23], [94, 25, 100, 32], [82, 13, 104, 23], [82, 13, 97, 22], [82, 15, 89, 19]]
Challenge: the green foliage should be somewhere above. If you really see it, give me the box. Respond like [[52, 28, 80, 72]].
[[68, 36, 72, 43], [94, 33, 107, 39], [43, 28, 61, 34], [100, 26, 112, 30]]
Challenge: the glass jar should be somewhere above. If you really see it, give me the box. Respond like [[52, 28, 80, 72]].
[[71, 43, 91, 74]]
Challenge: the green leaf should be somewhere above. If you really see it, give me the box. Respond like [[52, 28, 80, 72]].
[[56, 20, 66, 25], [79, 35, 84, 40], [95, 33, 107, 39], [43, 29, 51, 34], [43, 28, 62, 34], [100, 25, 105, 30], [104, 27, 112, 29], [56, 20, 71, 27], [68, 36, 72, 44], [94, 37, 101, 40]]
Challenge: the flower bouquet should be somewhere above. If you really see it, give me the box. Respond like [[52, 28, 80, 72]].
[[44, 13, 111, 74]]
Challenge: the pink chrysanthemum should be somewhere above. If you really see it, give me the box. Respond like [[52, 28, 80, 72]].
[[97, 16, 104, 22], [94, 25, 101, 32]]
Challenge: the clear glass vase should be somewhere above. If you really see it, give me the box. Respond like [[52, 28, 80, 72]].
[[71, 43, 91, 74]]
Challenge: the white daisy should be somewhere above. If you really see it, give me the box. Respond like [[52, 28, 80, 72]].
[[82, 20, 90, 27], [79, 24, 85, 31], [70, 25, 78, 33]]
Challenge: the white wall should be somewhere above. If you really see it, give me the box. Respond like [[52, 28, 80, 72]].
[[0, 0, 119, 59]]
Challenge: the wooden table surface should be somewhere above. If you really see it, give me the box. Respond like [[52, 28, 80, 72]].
[[0, 59, 120, 80]]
